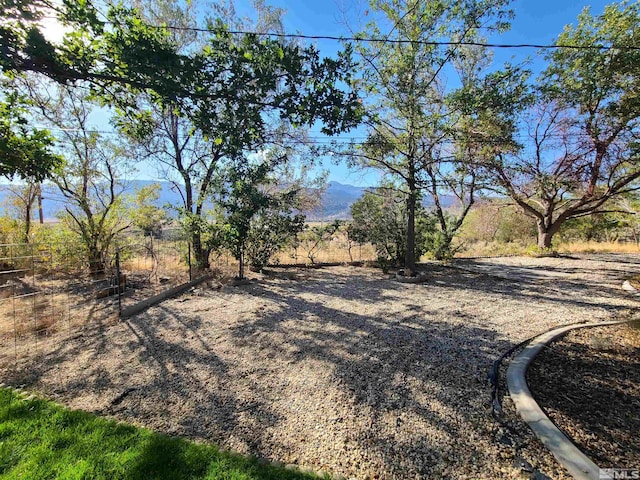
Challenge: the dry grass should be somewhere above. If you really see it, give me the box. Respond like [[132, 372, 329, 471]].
[[455, 240, 531, 258], [458, 240, 640, 257], [273, 240, 376, 265], [557, 240, 640, 254], [0, 282, 116, 339]]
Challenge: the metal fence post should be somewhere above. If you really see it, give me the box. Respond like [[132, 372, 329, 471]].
[[12, 281, 17, 362], [187, 242, 192, 282], [31, 243, 37, 353], [115, 248, 122, 317]]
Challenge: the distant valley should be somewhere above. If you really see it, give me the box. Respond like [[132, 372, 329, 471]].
[[0, 180, 457, 221]]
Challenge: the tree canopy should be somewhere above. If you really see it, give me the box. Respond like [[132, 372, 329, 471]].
[[348, 0, 515, 272], [485, 1, 640, 248], [0, 90, 62, 181]]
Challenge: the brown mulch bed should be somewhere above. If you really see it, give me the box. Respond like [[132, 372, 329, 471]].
[[527, 321, 640, 469]]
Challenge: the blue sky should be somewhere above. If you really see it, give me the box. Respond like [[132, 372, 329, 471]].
[[41, 0, 615, 187], [226, 0, 613, 187]]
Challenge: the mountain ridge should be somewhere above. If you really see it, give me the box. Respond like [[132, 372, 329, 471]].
[[0, 179, 458, 221]]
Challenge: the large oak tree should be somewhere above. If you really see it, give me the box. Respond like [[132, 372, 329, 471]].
[[488, 2, 640, 249]]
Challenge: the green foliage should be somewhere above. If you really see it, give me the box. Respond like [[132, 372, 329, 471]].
[[0, 215, 23, 245], [23, 84, 134, 274], [32, 223, 87, 271], [1, 1, 363, 139], [85, 2, 362, 272], [459, 201, 537, 245], [423, 212, 460, 262], [350, 189, 432, 268], [129, 183, 168, 237], [350, 0, 514, 272], [0, 219, 88, 271], [205, 151, 310, 277], [557, 213, 624, 243], [245, 211, 305, 271], [0, 91, 62, 181], [216, 159, 275, 264], [177, 210, 223, 268], [544, 2, 640, 120], [0, 387, 320, 480], [488, 2, 640, 249]]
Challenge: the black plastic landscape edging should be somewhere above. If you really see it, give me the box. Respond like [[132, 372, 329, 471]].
[[120, 275, 213, 319]]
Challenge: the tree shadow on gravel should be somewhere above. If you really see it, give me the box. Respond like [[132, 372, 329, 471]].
[[452, 255, 640, 285], [3, 261, 636, 478], [1, 309, 118, 387], [222, 267, 517, 477], [445, 260, 637, 313]]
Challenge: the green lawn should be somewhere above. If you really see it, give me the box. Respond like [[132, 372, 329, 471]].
[[0, 388, 321, 480]]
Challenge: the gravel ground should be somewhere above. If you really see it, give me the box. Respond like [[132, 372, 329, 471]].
[[527, 321, 640, 469], [2, 254, 640, 479]]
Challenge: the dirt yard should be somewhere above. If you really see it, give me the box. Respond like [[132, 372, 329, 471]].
[[2, 254, 639, 479]]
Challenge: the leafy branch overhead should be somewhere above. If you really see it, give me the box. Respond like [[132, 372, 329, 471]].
[[0, 90, 62, 181], [1, 1, 363, 138]]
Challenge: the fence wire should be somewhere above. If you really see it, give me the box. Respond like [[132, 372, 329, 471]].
[[0, 231, 202, 366], [0, 228, 376, 367]]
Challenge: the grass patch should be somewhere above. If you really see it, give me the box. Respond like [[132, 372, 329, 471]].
[[0, 388, 322, 480], [556, 240, 640, 255]]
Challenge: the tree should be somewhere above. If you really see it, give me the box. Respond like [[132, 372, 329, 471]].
[[212, 150, 308, 279], [459, 199, 536, 245], [110, 1, 361, 269], [245, 210, 305, 271], [129, 183, 167, 237], [2, 2, 361, 274], [25, 82, 132, 274], [300, 220, 343, 265], [1, 1, 196, 102], [488, 2, 640, 249], [440, 60, 528, 259], [350, 188, 432, 269], [4, 180, 41, 242], [349, 0, 512, 274]]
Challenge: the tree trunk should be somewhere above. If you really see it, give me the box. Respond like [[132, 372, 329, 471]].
[[88, 245, 105, 276], [191, 232, 210, 270], [23, 205, 31, 243], [37, 185, 44, 224], [435, 233, 454, 261], [405, 188, 416, 275], [536, 220, 558, 250], [238, 247, 245, 280]]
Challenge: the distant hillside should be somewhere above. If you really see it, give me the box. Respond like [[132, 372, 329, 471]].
[[0, 180, 184, 219], [306, 181, 368, 220], [0, 180, 459, 221]]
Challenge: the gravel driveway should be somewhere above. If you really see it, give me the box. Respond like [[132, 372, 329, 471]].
[[3, 254, 639, 479]]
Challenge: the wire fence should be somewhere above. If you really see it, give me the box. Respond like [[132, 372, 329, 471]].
[[0, 230, 212, 366], [272, 229, 377, 266], [0, 227, 377, 366]]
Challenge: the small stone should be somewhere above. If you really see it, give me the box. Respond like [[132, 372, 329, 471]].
[[513, 456, 534, 473]]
